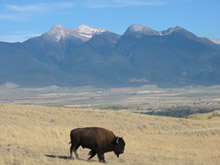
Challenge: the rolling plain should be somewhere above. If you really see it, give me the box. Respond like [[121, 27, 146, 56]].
[[0, 86, 220, 165]]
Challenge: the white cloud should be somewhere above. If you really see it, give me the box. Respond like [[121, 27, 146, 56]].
[[0, 31, 42, 42], [116, 0, 167, 6], [0, 13, 24, 21], [7, 4, 45, 12], [86, 0, 168, 8], [0, 2, 74, 21], [0, 14, 14, 19], [6, 2, 74, 12]]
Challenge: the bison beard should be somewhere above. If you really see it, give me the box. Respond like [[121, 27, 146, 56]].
[[69, 127, 125, 163]]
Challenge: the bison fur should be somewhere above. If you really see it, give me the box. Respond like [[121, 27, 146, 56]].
[[69, 127, 125, 162]]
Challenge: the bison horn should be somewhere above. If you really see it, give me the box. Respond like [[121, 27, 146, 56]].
[[116, 137, 120, 144]]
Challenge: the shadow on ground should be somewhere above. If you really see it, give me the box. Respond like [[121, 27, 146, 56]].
[[45, 154, 70, 160], [45, 154, 97, 162]]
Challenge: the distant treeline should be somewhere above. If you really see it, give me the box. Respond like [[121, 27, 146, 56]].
[[95, 105, 129, 110], [140, 106, 218, 118]]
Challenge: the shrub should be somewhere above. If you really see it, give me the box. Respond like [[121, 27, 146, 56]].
[[141, 106, 216, 118]]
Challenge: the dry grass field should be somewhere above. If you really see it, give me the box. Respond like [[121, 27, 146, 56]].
[[0, 104, 220, 165]]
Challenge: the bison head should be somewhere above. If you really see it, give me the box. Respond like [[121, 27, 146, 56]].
[[112, 137, 125, 158]]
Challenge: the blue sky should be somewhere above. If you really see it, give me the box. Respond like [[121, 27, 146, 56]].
[[0, 0, 219, 42]]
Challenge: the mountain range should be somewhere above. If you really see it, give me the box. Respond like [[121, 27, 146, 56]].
[[0, 24, 220, 87]]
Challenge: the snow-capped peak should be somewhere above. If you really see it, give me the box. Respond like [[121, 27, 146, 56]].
[[51, 24, 65, 31], [200, 36, 220, 44], [160, 26, 184, 35], [73, 24, 106, 39], [46, 24, 76, 42], [45, 24, 106, 42], [126, 24, 186, 36], [129, 24, 153, 32], [126, 24, 160, 35]]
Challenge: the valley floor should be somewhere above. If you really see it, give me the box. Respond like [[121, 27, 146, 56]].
[[0, 104, 220, 165]]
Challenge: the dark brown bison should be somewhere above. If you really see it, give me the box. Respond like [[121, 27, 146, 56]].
[[69, 127, 125, 162]]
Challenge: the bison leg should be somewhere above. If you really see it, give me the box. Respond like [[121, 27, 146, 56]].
[[88, 150, 96, 160], [98, 153, 105, 163], [70, 144, 80, 159], [70, 144, 74, 159], [73, 148, 79, 159]]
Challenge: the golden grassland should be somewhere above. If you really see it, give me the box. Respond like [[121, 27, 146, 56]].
[[0, 104, 220, 165]]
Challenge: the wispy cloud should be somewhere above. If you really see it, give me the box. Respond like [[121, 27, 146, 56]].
[[6, 4, 46, 12], [0, 13, 24, 21], [0, 31, 42, 42], [6, 2, 74, 12], [0, 0, 184, 20], [0, 14, 15, 20], [0, 2, 74, 21], [86, 0, 168, 8]]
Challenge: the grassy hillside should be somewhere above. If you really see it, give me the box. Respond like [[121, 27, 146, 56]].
[[0, 104, 219, 165]]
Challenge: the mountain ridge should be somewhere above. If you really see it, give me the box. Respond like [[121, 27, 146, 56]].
[[44, 24, 107, 42], [0, 24, 220, 87]]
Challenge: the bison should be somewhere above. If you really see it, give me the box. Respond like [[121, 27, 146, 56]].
[[69, 127, 125, 162]]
